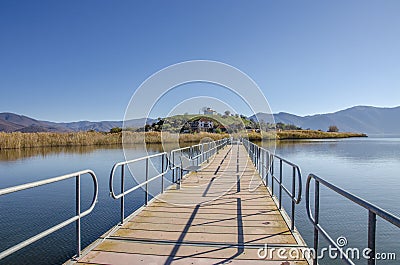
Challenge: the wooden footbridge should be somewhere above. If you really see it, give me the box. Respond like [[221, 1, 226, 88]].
[[71, 140, 308, 265], [2, 138, 399, 265]]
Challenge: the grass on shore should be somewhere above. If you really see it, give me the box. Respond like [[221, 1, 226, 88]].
[[245, 130, 367, 141], [277, 130, 367, 140], [0, 130, 366, 150], [0, 131, 121, 149], [0, 131, 229, 150]]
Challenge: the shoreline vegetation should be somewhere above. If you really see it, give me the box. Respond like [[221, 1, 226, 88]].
[[0, 131, 367, 150]]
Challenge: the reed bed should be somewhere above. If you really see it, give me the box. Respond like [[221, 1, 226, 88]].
[[0, 130, 366, 150], [276, 130, 367, 140], [0, 132, 230, 150], [0, 145, 124, 161], [243, 131, 277, 141], [242, 130, 366, 141], [0, 132, 121, 149], [122, 131, 229, 144]]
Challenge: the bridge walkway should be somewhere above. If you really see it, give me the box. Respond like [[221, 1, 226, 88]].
[[74, 144, 308, 265]]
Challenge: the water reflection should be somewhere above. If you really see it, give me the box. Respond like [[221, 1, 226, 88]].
[[0, 145, 120, 162], [0, 142, 193, 162], [271, 137, 400, 265], [255, 138, 400, 163]]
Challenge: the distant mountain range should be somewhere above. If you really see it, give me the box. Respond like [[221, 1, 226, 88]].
[[1, 105, 399, 134], [0, 113, 154, 133], [250, 106, 400, 134]]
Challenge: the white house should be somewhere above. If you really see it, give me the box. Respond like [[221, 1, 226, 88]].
[[198, 118, 214, 130]]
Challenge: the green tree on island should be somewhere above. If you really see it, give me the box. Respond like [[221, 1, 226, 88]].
[[328, 125, 339, 132], [109, 127, 122, 133]]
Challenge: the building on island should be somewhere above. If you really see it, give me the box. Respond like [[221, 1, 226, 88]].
[[203, 108, 216, 115], [183, 118, 215, 133], [198, 118, 214, 130]]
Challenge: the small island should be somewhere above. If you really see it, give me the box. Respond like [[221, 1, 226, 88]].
[[0, 111, 367, 149]]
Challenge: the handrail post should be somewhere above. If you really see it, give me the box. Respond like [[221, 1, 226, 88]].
[[254, 146, 256, 164], [172, 154, 175, 183], [271, 156, 274, 196], [313, 180, 320, 265], [255, 147, 258, 168], [263, 150, 266, 184], [121, 165, 125, 224], [75, 174, 81, 257], [266, 153, 269, 186], [261, 150, 264, 184], [291, 166, 296, 231], [161, 154, 164, 193], [368, 211, 376, 265], [201, 144, 204, 163], [208, 143, 210, 160], [0, 170, 98, 261], [279, 159, 283, 209], [250, 144, 252, 161], [304, 173, 400, 265], [179, 163, 182, 189], [145, 158, 149, 205], [255, 146, 257, 165]]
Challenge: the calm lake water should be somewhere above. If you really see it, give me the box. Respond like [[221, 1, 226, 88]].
[[268, 137, 400, 265], [0, 138, 399, 264]]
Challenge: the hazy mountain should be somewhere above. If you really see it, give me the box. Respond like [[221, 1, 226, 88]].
[[0, 113, 70, 132], [0, 119, 25, 132], [250, 106, 400, 134], [0, 113, 154, 133], [0, 112, 47, 129], [56, 118, 153, 132], [124, 118, 156, 128], [2, 106, 399, 134], [57, 121, 123, 132]]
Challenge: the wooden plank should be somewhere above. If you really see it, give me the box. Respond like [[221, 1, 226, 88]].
[[90, 241, 308, 261], [77, 251, 309, 265]]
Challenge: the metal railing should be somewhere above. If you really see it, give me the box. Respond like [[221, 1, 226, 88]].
[[109, 139, 227, 224], [170, 138, 229, 188], [109, 138, 230, 224], [242, 138, 302, 231], [306, 173, 400, 265], [0, 138, 229, 261], [0, 170, 98, 260], [109, 152, 168, 224]]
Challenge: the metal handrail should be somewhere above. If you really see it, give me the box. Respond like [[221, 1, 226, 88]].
[[271, 154, 302, 204], [0, 170, 98, 260], [306, 173, 400, 265], [169, 139, 227, 168], [242, 138, 302, 231], [109, 152, 168, 224], [169, 138, 229, 186], [110, 138, 229, 224]]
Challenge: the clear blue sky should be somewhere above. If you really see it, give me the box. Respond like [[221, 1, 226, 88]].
[[1, 0, 399, 122]]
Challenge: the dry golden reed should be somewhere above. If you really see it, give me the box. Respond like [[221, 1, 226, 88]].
[[0, 130, 365, 150], [0, 132, 230, 150], [276, 130, 366, 140]]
